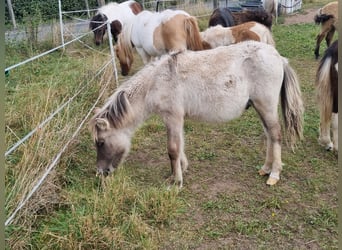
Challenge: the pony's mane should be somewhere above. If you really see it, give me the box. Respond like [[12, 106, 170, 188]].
[[90, 91, 134, 140], [117, 20, 135, 62]]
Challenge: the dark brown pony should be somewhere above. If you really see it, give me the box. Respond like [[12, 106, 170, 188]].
[[315, 40, 338, 151], [314, 1, 338, 59], [208, 8, 273, 30]]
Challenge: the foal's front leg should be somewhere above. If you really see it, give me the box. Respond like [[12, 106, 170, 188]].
[[166, 116, 185, 188]]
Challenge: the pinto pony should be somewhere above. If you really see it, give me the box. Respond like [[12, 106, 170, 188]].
[[314, 1, 338, 59], [201, 21, 275, 49], [208, 8, 273, 30], [89, 41, 304, 187], [115, 9, 205, 76], [89, 0, 143, 45], [315, 40, 338, 151]]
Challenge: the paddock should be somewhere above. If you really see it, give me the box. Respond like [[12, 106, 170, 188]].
[[4, 1, 338, 249]]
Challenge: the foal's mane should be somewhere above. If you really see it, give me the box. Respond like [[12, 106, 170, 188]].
[[90, 91, 133, 138]]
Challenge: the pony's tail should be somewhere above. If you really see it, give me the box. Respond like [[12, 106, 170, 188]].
[[184, 16, 204, 51], [316, 54, 333, 126], [280, 58, 304, 147]]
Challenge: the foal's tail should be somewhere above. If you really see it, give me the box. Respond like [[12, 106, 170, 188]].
[[280, 58, 304, 146], [184, 16, 205, 51]]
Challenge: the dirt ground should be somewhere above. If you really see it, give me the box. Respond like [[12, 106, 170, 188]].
[[283, 7, 319, 25]]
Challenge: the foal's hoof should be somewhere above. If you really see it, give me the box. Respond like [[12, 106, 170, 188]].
[[266, 177, 279, 186], [258, 169, 269, 176]]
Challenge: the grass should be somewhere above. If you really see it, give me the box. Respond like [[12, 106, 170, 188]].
[[5, 1, 338, 249]]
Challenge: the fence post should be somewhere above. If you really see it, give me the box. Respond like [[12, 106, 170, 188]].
[[84, 0, 90, 18], [6, 0, 17, 28], [106, 21, 119, 87], [58, 0, 65, 49]]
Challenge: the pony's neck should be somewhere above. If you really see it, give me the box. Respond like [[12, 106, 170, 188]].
[[123, 77, 152, 130]]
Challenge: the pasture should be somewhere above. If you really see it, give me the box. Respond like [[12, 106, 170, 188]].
[[5, 1, 337, 249]]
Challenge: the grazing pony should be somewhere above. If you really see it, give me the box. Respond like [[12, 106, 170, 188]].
[[262, 0, 278, 24], [208, 8, 273, 30], [89, 41, 304, 187], [115, 9, 205, 76], [315, 40, 338, 151], [314, 1, 338, 59], [89, 0, 143, 45], [201, 21, 275, 49]]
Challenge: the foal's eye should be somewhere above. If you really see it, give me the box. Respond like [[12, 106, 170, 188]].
[[96, 140, 105, 147]]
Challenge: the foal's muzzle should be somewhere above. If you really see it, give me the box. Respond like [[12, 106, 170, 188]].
[[96, 165, 115, 177]]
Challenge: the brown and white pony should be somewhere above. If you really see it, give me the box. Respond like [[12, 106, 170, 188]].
[[208, 8, 273, 30], [89, 0, 143, 45], [115, 9, 205, 76], [314, 1, 338, 59], [89, 41, 304, 187], [201, 21, 275, 49], [315, 40, 338, 151]]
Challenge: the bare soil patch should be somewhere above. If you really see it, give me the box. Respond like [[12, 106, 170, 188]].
[[283, 8, 319, 25]]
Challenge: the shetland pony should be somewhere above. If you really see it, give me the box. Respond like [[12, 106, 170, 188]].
[[201, 21, 275, 49], [208, 8, 273, 30], [89, 41, 304, 187], [115, 9, 205, 76], [314, 1, 338, 59], [89, 0, 143, 45], [315, 40, 338, 151]]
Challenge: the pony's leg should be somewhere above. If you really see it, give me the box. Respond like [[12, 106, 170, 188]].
[[165, 115, 185, 187], [332, 113, 338, 151], [318, 117, 333, 150], [253, 101, 282, 185], [180, 149, 188, 172], [259, 123, 282, 185], [136, 48, 151, 64], [258, 126, 273, 176]]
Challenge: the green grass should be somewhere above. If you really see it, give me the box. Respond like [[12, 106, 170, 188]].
[[5, 2, 338, 249]]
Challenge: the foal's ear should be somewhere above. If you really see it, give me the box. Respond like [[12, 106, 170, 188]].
[[95, 118, 110, 131]]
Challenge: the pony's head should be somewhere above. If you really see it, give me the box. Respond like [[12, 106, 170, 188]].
[[89, 13, 108, 46], [115, 36, 134, 76], [89, 91, 134, 176]]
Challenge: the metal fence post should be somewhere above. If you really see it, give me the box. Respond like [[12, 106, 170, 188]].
[[58, 0, 65, 49], [106, 21, 119, 87]]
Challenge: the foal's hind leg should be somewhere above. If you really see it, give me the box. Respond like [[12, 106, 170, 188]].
[[253, 101, 282, 185], [165, 114, 186, 187]]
